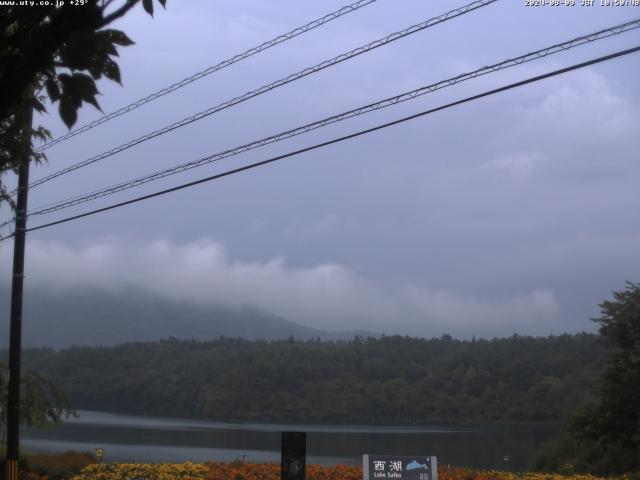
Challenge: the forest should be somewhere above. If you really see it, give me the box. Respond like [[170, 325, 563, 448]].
[[11, 333, 604, 426]]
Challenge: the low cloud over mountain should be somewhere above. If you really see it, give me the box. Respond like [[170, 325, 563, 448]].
[[1, 238, 562, 341]]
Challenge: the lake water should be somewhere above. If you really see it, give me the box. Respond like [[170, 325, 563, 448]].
[[23, 410, 557, 471]]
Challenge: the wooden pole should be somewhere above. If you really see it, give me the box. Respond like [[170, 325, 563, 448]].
[[5, 89, 33, 480]]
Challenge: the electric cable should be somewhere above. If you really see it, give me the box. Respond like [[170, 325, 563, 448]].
[[36, 0, 383, 152], [1, 45, 633, 241], [22, 18, 640, 219], [25, 0, 497, 192]]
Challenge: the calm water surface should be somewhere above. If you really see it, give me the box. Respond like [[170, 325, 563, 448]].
[[23, 410, 557, 471]]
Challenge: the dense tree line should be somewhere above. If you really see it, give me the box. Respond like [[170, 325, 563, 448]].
[[8, 333, 603, 426], [535, 283, 640, 475]]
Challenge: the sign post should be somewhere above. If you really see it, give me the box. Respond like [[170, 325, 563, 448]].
[[281, 431, 306, 480], [363, 455, 437, 480]]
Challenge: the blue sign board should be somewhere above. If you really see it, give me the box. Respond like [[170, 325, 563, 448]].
[[363, 455, 437, 480]]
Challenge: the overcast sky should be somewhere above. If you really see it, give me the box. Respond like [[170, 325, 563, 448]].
[[1, 0, 639, 339]]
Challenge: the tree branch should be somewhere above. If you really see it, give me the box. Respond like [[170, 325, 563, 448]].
[[100, 0, 140, 28]]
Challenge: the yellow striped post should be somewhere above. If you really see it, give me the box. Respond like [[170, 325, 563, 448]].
[[6, 459, 18, 480]]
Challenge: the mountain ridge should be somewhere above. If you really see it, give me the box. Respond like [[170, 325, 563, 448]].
[[0, 287, 376, 348]]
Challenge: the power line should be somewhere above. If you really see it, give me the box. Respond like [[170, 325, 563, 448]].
[[23, 18, 640, 219], [25, 0, 497, 191], [7, 45, 636, 239], [2, 18, 637, 229], [36, 0, 382, 152], [0, 221, 12, 236]]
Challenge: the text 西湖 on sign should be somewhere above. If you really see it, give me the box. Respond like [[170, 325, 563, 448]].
[[362, 455, 437, 480]]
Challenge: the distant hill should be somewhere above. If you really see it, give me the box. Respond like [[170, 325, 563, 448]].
[[0, 287, 373, 348]]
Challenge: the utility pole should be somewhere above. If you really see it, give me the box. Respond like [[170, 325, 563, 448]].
[[5, 90, 33, 480]]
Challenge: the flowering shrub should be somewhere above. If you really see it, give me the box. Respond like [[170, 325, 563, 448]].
[[70, 461, 209, 480], [66, 461, 635, 480], [204, 462, 362, 480], [26, 450, 96, 479], [437, 466, 626, 480]]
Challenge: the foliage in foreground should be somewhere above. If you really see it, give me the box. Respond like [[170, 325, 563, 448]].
[[0, 0, 167, 206], [0, 362, 74, 430], [64, 462, 637, 480], [0, 450, 94, 480], [0, 453, 635, 480], [535, 282, 640, 475], [24, 450, 95, 480]]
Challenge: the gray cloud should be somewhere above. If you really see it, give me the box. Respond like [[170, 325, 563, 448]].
[[1, 238, 560, 338], [1, 1, 637, 340]]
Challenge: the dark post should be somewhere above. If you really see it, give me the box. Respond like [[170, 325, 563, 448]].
[[5, 92, 33, 480], [281, 431, 306, 480]]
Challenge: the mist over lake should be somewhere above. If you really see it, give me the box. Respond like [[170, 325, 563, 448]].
[[24, 410, 557, 471]]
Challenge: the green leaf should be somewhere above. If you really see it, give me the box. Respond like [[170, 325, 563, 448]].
[[84, 94, 101, 111], [93, 31, 119, 57], [104, 40, 119, 57], [157, 0, 167, 7], [72, 73, 98, 96], [87, 60, 103, 79], [71, 73, 101, 111], [58, 31, 96, 70], [32, 126, 51, 143], [45, 79, 60, 102], [31, 97, 47, 113], [59, 99, 78, 129], [104, 29, 134, 46], [58, 73, 82, 109], [142, 0, 154, 16], [103, 58, 121, 84]]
